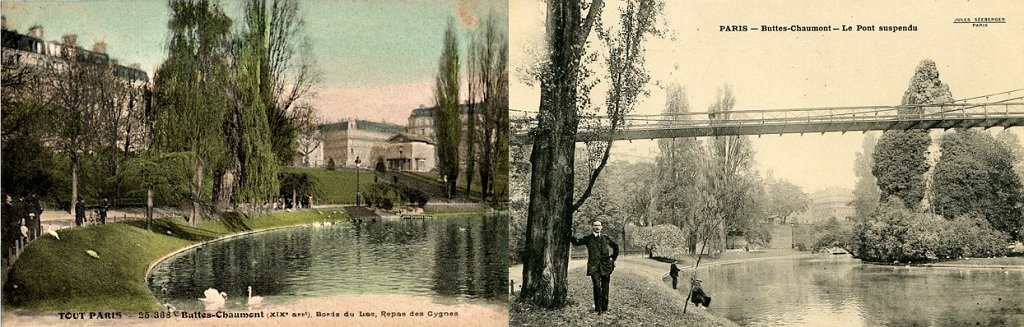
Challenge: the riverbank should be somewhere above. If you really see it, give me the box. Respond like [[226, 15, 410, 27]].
[[508, 249, 819, 326], [2, 210, 347, 313], [918, 256, 1024, 269], [510, 265, 737, 327]]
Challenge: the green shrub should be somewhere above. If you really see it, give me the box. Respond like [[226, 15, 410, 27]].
[[365, 182, 401, 210], [852, 199, 1009, 263], [400, 185, 429, 208]]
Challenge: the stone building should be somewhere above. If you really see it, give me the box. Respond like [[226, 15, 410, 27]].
[[797, 187, 856, 224], [320, 119, 405, 169], [407, 104, 486, 172], [383, 133, 435, 172]]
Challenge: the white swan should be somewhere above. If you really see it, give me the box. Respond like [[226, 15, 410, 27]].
[[199, 288, 226, 311], [247, 286, 263, 307]]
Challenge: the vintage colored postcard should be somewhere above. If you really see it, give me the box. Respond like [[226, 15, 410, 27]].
[[1, 0, 509, 326], [508, 0, 1023, 326]]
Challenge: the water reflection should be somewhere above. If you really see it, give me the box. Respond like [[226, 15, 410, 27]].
[[148, 214, 508, 310], [700, 255, 1024, 326]]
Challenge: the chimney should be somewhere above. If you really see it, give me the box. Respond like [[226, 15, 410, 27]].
[[1, 16, 7, 30], [92, 40, 107, 54], [29, 25, 44, 39], [110, 59, 119, 66], [62, 34, 77, 47]]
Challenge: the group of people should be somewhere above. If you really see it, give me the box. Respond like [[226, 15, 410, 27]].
[[74, 198, 110, 227], [2, 194, 43, 253], [280, 195, 314, 210], [570, 220, 711, 315]]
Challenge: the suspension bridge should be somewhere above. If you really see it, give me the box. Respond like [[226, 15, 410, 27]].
[[512, 89, 1024, 142]]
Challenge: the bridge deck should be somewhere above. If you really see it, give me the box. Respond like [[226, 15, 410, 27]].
[[514, 98, 1024, 142]]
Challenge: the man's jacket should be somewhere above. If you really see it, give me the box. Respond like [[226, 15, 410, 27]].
[[570, 233, 619, 276]]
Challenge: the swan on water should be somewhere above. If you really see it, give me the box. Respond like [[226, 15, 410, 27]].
[[199, 288, 227, 311], [247, 286, 264, 307]]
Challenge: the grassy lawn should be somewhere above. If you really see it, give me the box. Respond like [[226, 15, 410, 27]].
[[407, 170, 508, 200], [511, 266, 736, 327], [285, 166, 374, 204], [2, 210, 346, 312]]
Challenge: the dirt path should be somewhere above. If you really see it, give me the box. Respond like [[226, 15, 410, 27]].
[[508, 251, 818, 294]]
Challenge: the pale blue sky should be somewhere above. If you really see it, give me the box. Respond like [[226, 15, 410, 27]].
[[2, 0, 508, 123]]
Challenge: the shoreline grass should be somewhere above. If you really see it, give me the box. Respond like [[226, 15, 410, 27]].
[[2, 210, 348, 313], [510, 266, 737, 327]]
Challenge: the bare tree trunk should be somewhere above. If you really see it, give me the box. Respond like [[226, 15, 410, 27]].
[[71, 159, 79, 218], [190, 161, 204, 227], [146, 187, 153, 231]]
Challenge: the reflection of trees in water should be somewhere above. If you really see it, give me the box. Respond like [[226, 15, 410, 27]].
[[433, 222, 464, 296], [152, 215, 511, 305], [430, 214, 509, 300], [817, 263, 1023, 326], [358, 219, 429, 245], [480, 214, 509, 300], [153, 229, 312, 306], [464, 223, 477, 297]]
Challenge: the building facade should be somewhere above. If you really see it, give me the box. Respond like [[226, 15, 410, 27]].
[[797, 187, 856, 224], [320, 120, 405, 169], [383, 133, 435, 172], [407, 104, 488, 173]]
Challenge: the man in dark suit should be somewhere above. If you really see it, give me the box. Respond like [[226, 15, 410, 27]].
[[569, 220, 619, 314]]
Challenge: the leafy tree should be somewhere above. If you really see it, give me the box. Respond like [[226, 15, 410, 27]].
[[996, 130, 1024, 188], [469, 13, 509, 202], [852, 198, 1009, 263], [521, 0, 663, 308], [630, 224, 685, 258], [46, 35, 126, 218], [852, 133, 881, 218], [654, 84, 704, 252], [244, 0, 318, 165], [121, 151, 192, 231], [762, 175, 809, 224], [278, 170, 323, 209], [229, 0, 283, 204], [700, 85, 757, 255], [932, 130, 1024, 240], [873, 59, 951, 210], [433, 19, 461, 199], [152, 0, 233, 225]]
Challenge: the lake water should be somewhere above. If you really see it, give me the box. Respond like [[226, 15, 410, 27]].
[[694, 255, 1024, 326], [147, 214, 508, 310]]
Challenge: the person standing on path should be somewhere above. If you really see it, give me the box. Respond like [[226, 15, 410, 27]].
[[75, 198, 86, 227], [98, 198, 109, 224], [569, 220, 619, 314], [669, 260, 681, 289]]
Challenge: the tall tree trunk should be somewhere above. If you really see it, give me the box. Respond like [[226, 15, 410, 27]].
[[519, 0, 601, 308], [146, 186, 153, 231], [71, 158, 79, 218], [190, 161, 204, 227], [466, 102, 476, 199]]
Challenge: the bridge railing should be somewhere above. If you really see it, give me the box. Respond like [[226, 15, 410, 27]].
[[511, 90, 1024, 140]]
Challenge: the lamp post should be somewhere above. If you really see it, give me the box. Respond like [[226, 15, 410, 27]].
[[355, 156, 362, 206]]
